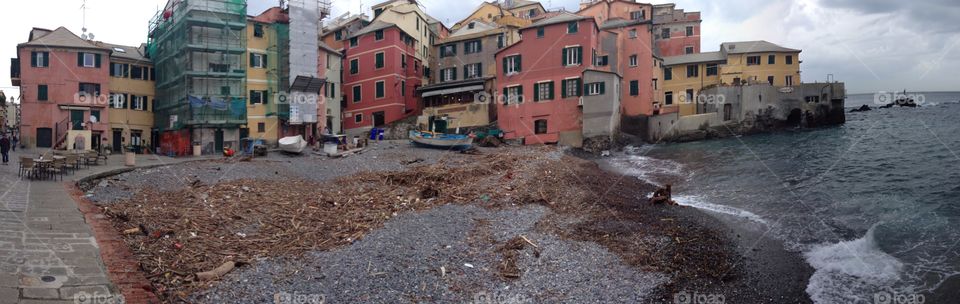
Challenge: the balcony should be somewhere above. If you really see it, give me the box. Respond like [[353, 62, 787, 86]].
[[10, 58, 20, 86]]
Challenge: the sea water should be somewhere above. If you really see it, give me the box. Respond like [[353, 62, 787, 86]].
[[608, 92, 960, 303]]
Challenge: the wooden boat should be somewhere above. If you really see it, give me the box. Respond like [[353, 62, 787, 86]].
[[278, 135, 308, 154], [409, 130, 473, 150]]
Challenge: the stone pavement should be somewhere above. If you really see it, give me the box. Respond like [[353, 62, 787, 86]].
[[0, 149, 212, 304]]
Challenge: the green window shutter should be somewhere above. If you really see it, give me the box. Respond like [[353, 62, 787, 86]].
[[38, 85, 47, 101], [533, 83, 540, 101], [250, 53, 255, 67], [583, 83, 589, 95], [518, 85, 523, 103], [503, 87, 508, 104], [452, 67, 457, 81], [249, 91, 255, 104], [577, 47, 583, 65], [477, 40, 482, 52], [548, 82, 555, 100], [77, 52, 83, 66], [576, 79, 582, 96], [599, 82, 606, 95], [516, 56, 521, 72], [109, 64, 115, 77], [463, 66, 469, 79], [31, 52, 37, 67], [95, 54, 101, 68], [262, 91, 269, 104], [561, 80, 567, 98], [263, 54, 268, 66], [502, 57, 507, 74], [562, 48, 568, 66], [43, 53, 49, 67]]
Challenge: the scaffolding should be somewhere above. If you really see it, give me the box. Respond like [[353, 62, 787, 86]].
[[147, 0, 248, 132]]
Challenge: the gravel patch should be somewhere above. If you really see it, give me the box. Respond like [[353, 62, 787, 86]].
[[193, 204, 666, 303]]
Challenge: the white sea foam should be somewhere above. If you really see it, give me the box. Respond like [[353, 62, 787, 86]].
[[672, 195, 769, 225], [804, 225, 904, 303], [608, 154, 686, 187]]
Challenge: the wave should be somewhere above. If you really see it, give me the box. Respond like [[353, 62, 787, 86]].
[[804, 225, 904, 303], [672, 195, 769, 225], [606, 154, 686, 187]]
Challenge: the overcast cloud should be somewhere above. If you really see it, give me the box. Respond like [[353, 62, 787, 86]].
[[1, 0, 957, 101]]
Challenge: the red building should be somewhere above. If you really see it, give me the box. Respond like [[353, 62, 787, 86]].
[[12, 27, 111, 149], [495, 13, 617, 145], [342, 21, 422, 133], [652, 3, 701, 57]]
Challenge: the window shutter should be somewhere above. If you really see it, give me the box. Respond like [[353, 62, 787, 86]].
[[502, 57, 508, 74], [516, 56, 521, 72], [43, 53, 49, 67], [263, 54, 268, 66], [262, 91, 269, 104], [452, 67, 457, 81], [548, 82, 555, 100], [95, 54, 101, 68], [599, 82, 606, 95], [577, 47, 583, 65], [477, 40, 482, 52], [561, 80, 567, 98], [583, 83, 589, 95], [31, 52, 38, 67], [250, 54, 255, 67], [518, 85, 523, 103], [249, 91, 255, 104], [503, 87, 508, 104], [533, 83, 540, 101], [78, 52, 83, 66], [464, 66, 469, 80], [110, 64, 116, 77], [576, 79, 582, 96], [562, 48, 568, 66], [129, 95, 135, 109]]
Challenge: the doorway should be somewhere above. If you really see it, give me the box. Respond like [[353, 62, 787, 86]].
[[373, 111, 386, 127], [112, 129, 123, 152], [214, 129, 224, 152], [36, 128, 52, 148]]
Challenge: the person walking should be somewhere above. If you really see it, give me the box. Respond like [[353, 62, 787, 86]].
[[11, 136, 17, 151], [0, 135, 10, 165]]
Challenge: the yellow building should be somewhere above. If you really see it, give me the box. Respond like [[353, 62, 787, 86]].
[[371, 0, 446, 66], [245, 14, 283, 146], [450, 0, 545, 31], [663, 40, 801, 116], [103, 43, 155, 153]]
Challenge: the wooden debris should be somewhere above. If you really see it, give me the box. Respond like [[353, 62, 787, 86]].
[[196, 261, 235, 281]]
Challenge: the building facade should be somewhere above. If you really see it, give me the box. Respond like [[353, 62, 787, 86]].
[[13, 27, 111, 150], [102, 43, 156, 153], [652, 3, 701, 57], [342, 22, 422, 134], [319, 42, 342, 134]]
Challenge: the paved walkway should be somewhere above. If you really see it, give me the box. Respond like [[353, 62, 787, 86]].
[[0, 149, 209, 303]]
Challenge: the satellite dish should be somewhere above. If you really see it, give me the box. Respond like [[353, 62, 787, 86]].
[[90, 116, 98, 123], [88, 33, 95, 40]]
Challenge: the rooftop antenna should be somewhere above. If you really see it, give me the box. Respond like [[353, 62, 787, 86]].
[[80, 0, 95, 40]]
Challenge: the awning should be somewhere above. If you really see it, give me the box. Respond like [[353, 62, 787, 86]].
[[421, 85, 484, 98], [290, 76, 326, 93]]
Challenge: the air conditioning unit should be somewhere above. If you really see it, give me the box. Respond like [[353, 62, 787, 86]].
[[578, 96, 584, 106]]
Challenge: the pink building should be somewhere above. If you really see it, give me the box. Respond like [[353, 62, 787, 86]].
[[495, 13, 618, 145], [342, 21, 422, 133], [12, 27, 111, 149], [652, 3, 701, 57]]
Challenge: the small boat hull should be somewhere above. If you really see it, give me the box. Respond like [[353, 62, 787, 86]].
[[278, 135, 308, 154], [409, 131, 473, 150]]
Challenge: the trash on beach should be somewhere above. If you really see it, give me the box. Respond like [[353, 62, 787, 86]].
[[464, 263, 475, 268], [196, 261, 236, 281]]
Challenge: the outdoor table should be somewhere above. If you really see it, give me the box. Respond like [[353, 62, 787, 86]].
[[33, 158, 53, 180]]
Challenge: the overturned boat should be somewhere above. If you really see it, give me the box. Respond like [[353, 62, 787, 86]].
[[409, 130, 473, 150], [278, 135, 308, 154]]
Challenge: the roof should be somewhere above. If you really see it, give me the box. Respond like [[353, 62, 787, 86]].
[[322, 13, 369, 33], [503, 0, 541, 10], [18, 26, 107, 51], [318, 41, 340, 55], [721, 40, 800, 54], [98, 42, 150, 63], [523, 11, 589, 29], [349, 20, 399, 39], [663, 51, 725, 66], [599, 18, 651, 29], [438, 27, 506, 45]]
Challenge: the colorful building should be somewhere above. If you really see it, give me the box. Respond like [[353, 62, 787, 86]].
[[417, 20, 521, 133], [652, 3, 701, 57], [369, 0, 448, 83], [494, 12, 621, 146], [342, 21, 423, 134], [245, 7, 287, 147], [451, 0, 546, 31], [320, 13, 370, 51], [101, 42, 156, 153], [13, 27, 111, 150], [319, 42, 342, 134]]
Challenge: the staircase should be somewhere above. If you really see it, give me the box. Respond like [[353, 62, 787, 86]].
[[54, 116, 70, 149]]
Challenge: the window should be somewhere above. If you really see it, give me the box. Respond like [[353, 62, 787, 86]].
[[505, 85, 523, 104], [251, 53, 267, 68], [630, 11, 644, 20], [665, 91, 673, 105], [664, 67, 673, 80], [91, 110, 100, 122], [629, 29, 637, 38], [110, 93, 126, 109], [254, 24, 264, 38], [335, 30, 343, 41], [37, 85, 48, 101], [653, 79, 658, 90], [375, 81, 385, 98], [767, 76, 775, 85], [250, 90, 268, 104], [401, 54, 407, 69], [629, 55, 638, 67], [464, 63, 481, 79], [349, 37, 358, 47], [504, 55, 521, 74], [528, 9, 537, 18], [464, 40, 482, 54], [562, 78, 581, 98], [374, 7, 383, 17], [686, 26, 694, 36], [747, 56, 761, 66], [567, 21, 578, 34], [401, 80, 405, 97], [31, 52, 49, 67], [686, 65, 698, 77], [468, 22, 475, 30], [537, 26, 545, 38], [375, 29, 384, 40], [562, 46, 582, 66], [706, 64, 718, 76], [685, 46, 694, 54], [630, 80, 639, 96], [79, 52, 100, 68], [440, 44, 456, 57], [350, 59, 359, 74], [785, 75, 794, 86], [661, 28, 670, 39], [375, 52, 384, 69], [352, 85, 361, 102], [131, 66, 144, 80], [585, 82, 605, 96], [110, 63, 127, 78], [131, 95, 147, 110], [440, 68, 456, 82], [257, 122, 265, 133], [786, 55, 794, 65], [534, 81, 554, 101], [595, 55, 608, 66], [686, 89, 694, 104], [79, 83, 101, 96], [355, 114, 363, 123], [534, 119, 547, 134], [497, 34, 504, 48], [221, 86, 231, 96], [768, 55, 776, 64]]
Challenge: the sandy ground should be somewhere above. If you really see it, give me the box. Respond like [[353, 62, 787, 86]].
[[81, 141, 813, 303]]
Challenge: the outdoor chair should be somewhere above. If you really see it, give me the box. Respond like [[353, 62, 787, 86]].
[[19, 157, 36, 179], [64, 155, 80, 173], [45, 158, 65, 181]]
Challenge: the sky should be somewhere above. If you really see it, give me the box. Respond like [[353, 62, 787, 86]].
[[1, 0, 958, 102]]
